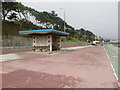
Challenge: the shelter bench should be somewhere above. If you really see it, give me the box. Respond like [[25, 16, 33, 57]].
[[33, 46, 50, 52]]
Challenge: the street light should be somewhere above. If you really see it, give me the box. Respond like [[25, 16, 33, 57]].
[[84, 26, 87, 41], [60, 8, 66, 32]]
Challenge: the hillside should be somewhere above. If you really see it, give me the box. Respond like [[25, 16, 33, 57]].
[[2, 2, 100, 42], [2, 20, 42, 37]]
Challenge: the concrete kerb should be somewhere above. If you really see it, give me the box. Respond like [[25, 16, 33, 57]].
[[0, 53, 21, 62], [61, 45, 90, 51]]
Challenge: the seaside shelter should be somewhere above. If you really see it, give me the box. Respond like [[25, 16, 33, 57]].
[[19, 29, 69, 52]]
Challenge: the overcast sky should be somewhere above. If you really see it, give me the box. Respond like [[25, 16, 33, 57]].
[[17, 0, 118, 39]]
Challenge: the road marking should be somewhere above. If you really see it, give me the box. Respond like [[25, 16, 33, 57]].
[[103, 46, 118, 81], [113, 56, 118, 58]]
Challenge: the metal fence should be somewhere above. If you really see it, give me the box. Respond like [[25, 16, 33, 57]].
[[2, 36, 33, 49]]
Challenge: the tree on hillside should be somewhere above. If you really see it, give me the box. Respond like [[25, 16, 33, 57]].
[[80, 28, 85, 35], [2, 2, 19, 20], [15, 2, 26, 20], [2, 2, 31, 20], [50, 10, 58, 17], [7, 12, 18, 21]]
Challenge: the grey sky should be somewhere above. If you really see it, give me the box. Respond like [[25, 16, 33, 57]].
[[17, 1, 118, 39]]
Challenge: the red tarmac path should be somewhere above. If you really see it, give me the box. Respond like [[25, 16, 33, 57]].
[[1, 46, 118, 88]]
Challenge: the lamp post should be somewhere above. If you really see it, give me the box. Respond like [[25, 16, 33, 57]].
[[84, 26, 87, 41], [60, 8, 66, 32]]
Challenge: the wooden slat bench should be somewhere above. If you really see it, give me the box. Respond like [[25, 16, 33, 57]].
[[33, 46, 50, 52]]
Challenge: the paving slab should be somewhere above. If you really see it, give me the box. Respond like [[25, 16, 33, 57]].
[[1, 46, 118, 88]]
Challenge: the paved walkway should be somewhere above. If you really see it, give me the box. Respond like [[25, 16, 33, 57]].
[[1, 46, 118, 88]]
